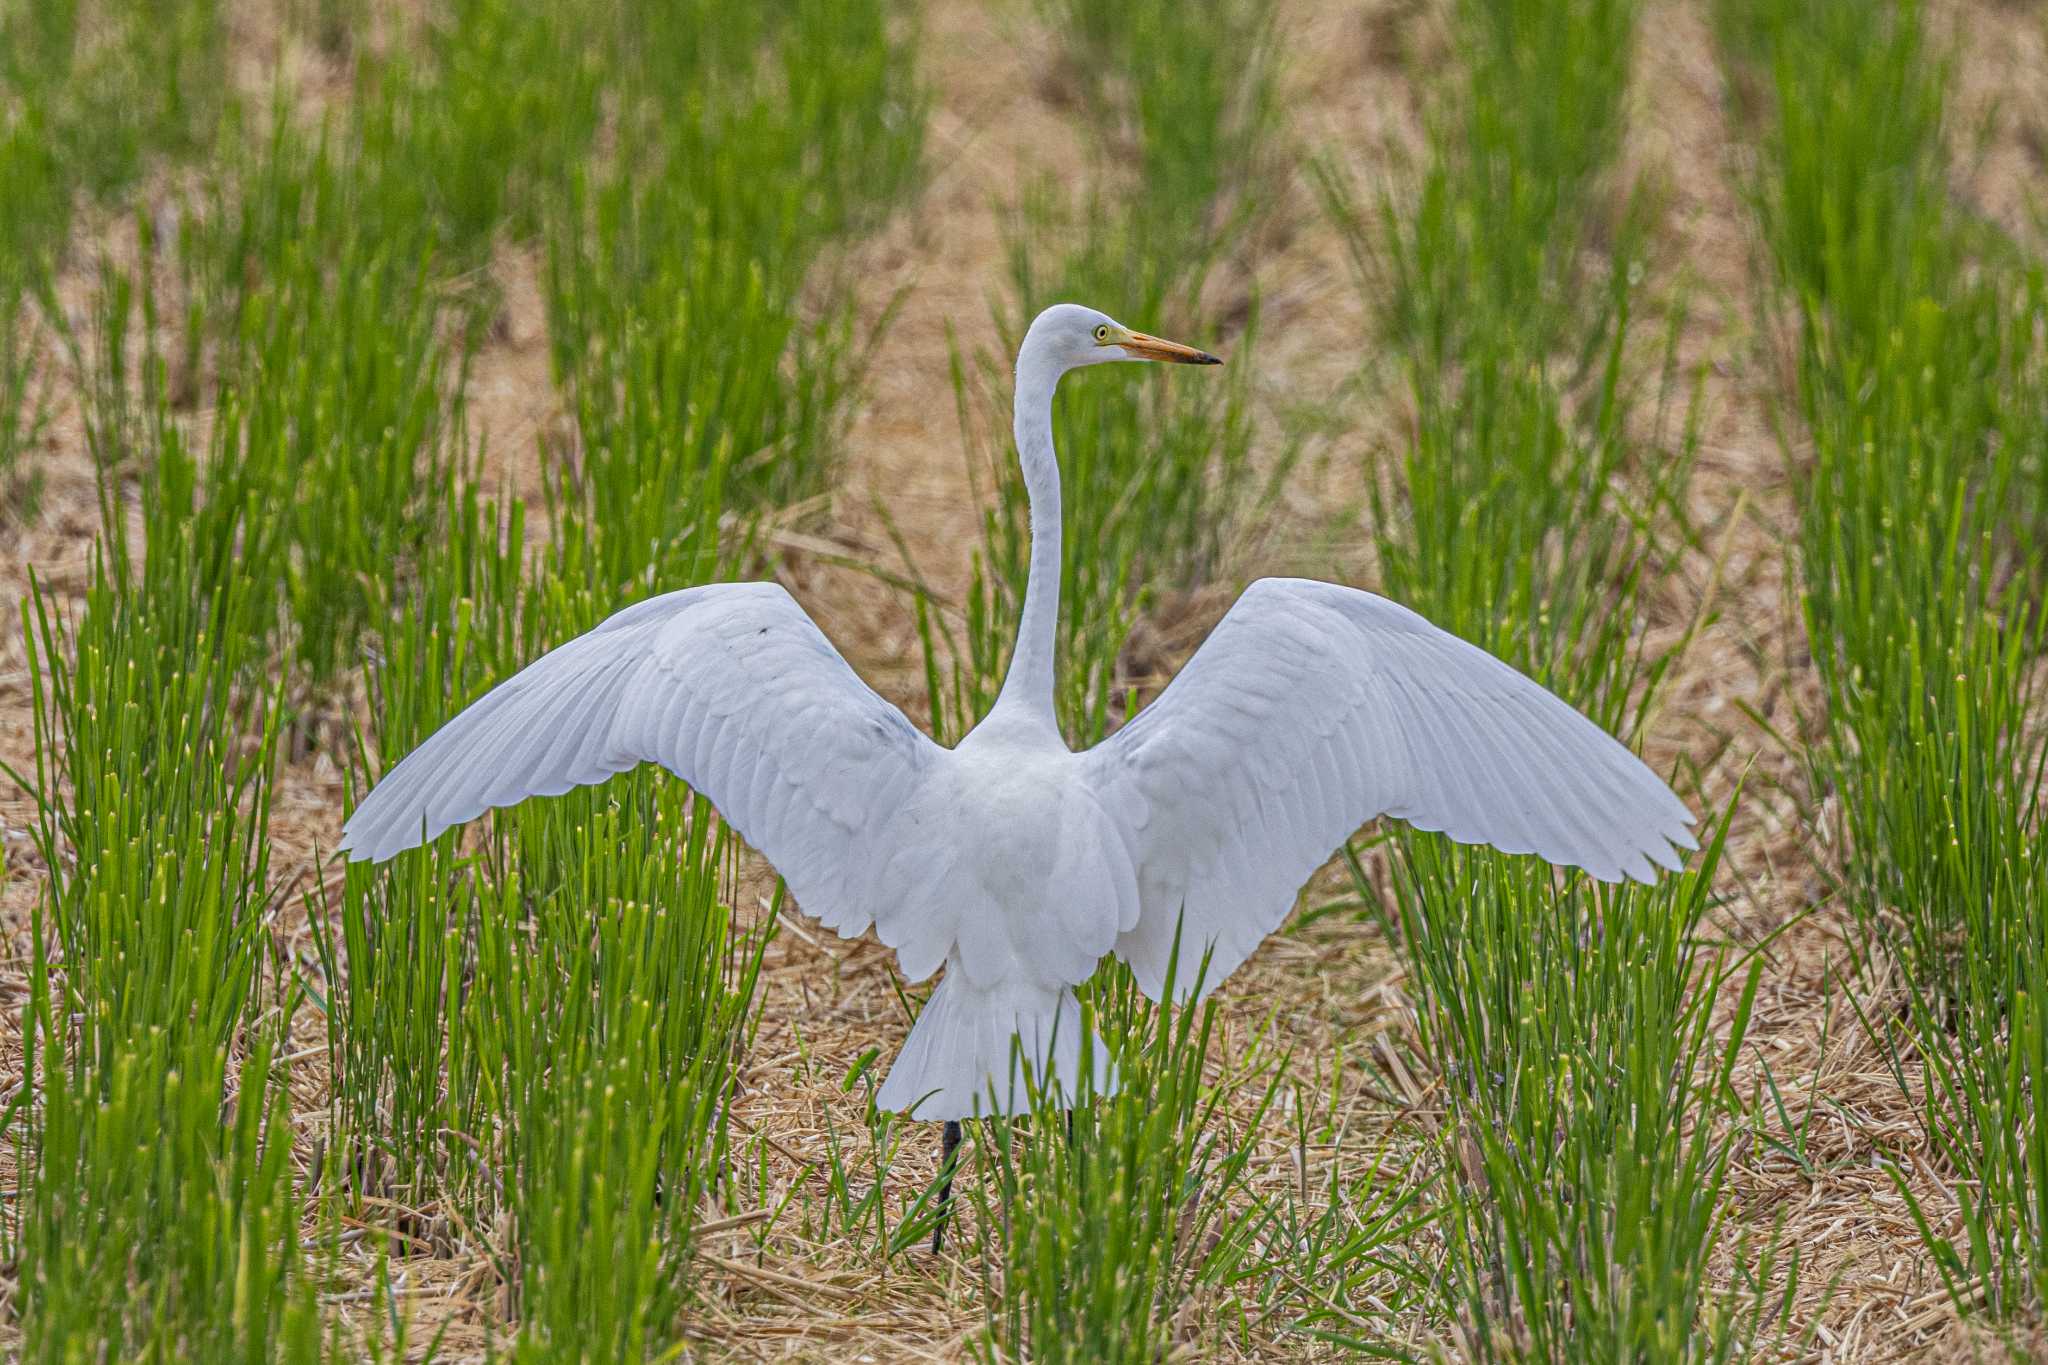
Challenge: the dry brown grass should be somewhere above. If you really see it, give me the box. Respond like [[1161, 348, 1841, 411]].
[[1, 0, 2044, 1359]]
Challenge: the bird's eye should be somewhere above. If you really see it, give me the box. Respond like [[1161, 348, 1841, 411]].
[[1093, 324, 1110, 342]]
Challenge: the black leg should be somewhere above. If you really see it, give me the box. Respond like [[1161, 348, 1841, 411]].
[[1066, 1108, 1081, 1206], [931, 1119, 963, 1254]]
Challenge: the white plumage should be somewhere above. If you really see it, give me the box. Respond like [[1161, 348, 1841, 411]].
[[340, 302, 1696, 1122]]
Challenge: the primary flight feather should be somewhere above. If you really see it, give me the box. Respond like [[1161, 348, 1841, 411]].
[[340, 302, 1696, 1123]]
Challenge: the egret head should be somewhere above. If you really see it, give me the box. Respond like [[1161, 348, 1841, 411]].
[[1023, 303, 1223, 374]]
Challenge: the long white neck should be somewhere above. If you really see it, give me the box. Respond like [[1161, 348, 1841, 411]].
[[991, 342, 1065, 729]]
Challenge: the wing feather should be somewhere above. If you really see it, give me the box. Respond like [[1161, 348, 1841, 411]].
[[340, 582, 941, 948], [1087, 578, 1697, 1000]]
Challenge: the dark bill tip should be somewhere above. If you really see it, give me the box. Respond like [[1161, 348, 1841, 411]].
[[1122, 330, 1225, 365]]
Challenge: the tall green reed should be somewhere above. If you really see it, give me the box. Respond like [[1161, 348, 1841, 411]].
[[358, 0, 606, 262], [170, 69, 520, 688], [0, 0, 225, 230], [1719, 0, 2048, 1316], [1375, 827, 1786, 1359], [8, 332, 324, 1359], [315, 476, 533, 1219], [966, 958, 1291, 1362], [161, 0, 658, 687], [1327, 0, 1780, 1354], [4, 0, 930, 1356], [1324, 0, 1684, 728], [543, 0, 923, 595], [1374, 0, 1641, 371], [319, 4, 925, 1350], [0, 0, 228, 519], [199, 191, 464, 683], [0, 284, 46, 517], [486, 795, 767, 1358], [963, 950, 1434, 1357]]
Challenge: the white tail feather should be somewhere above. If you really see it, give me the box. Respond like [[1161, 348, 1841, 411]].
[[876, 970, 1114, 1121]]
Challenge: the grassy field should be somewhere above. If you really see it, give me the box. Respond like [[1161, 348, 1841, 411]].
[[0, 0, 2042, 1358]]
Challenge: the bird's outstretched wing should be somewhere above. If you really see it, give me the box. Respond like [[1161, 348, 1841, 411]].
[[340, 583, 940, 935], [1085, 578, 1697, 1001]]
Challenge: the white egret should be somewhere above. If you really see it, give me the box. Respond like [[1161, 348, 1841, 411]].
[[340, 302, 1696, 1212]]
